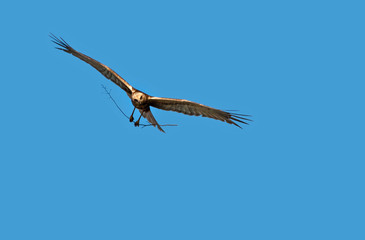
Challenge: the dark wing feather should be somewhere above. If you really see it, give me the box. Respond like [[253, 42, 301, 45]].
[[148, 97, 251, 128], [139, 108, 165, 133], [50, 34, 133, 97]]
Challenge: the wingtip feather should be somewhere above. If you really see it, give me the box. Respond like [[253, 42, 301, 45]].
[[50, 33, 73, 53]]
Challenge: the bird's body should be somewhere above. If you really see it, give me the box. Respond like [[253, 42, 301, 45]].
[[50, 34, 251, 132]]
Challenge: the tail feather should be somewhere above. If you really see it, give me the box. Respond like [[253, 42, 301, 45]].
[[139, 109, 165, 133]]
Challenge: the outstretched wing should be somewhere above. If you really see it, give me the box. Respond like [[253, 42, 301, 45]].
[[50, 34, 133, 97], [148, 97, 251, 128], [139, 108, 165, 133]]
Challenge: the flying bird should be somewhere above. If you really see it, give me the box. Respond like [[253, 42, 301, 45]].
[[50, 34, 251, 132]]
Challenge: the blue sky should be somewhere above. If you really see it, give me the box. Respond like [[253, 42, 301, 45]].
[[0, 0, 364, 239]]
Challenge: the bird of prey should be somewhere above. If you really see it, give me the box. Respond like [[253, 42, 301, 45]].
[[50, 34, 251, 132]]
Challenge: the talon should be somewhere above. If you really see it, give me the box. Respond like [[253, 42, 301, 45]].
[[134, 112, 143, 128]]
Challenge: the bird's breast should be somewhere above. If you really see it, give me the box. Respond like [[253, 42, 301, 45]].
[[131, 99, 149, 110]]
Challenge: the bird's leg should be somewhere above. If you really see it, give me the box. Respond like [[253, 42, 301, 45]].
[[134, 112, 143, 127], [129, 107, 136, 122]]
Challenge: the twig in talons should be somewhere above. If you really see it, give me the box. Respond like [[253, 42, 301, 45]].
[[140, 124, 178, 129], [101, 84, 129, 119], [101, 84, 178, 129]]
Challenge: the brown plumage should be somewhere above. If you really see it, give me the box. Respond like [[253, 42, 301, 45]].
[[50, 34, 251, 132]]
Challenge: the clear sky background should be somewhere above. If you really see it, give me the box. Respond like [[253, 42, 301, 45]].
[[0, 0, 364, 239]]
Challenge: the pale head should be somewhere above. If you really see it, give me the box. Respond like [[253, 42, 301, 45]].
[[132, 92, 147, 106]]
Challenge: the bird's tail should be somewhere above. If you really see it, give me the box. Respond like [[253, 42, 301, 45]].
[[140, 109, 165, 133]]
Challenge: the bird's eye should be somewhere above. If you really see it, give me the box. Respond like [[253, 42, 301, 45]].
[[140, 96, 143, 100], [134, 99, 138, 102]]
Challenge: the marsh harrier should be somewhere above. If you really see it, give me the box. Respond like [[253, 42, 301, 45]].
[[50, 34, 251, 132]]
